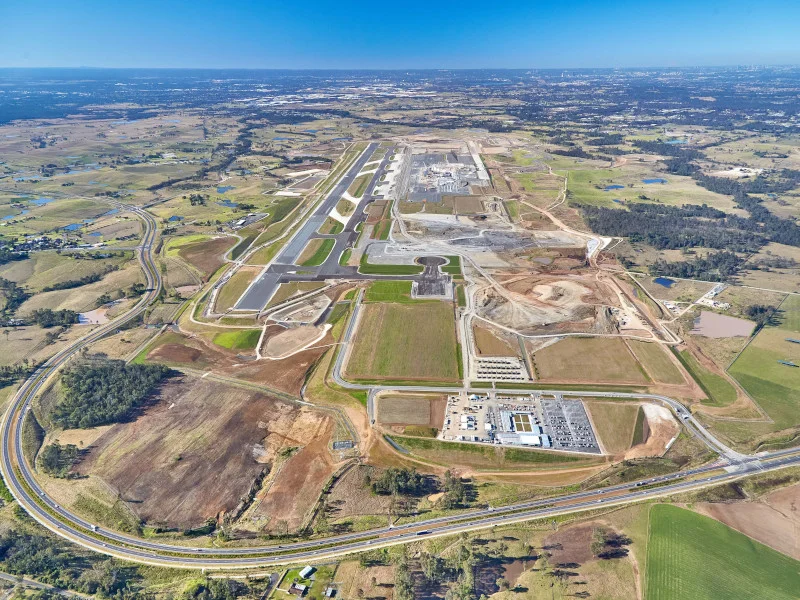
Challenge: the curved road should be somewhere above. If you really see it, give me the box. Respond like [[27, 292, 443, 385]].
[[1, 204, 798, 570]]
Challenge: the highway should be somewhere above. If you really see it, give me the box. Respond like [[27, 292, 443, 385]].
[[1, 200, 798, 570]]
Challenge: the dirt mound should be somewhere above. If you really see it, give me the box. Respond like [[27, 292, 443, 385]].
[[625, 404, 679, 459]]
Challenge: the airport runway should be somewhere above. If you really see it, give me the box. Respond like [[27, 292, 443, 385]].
[[235, 142, 398, 310]]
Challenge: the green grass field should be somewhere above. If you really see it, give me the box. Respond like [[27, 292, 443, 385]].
[[676, 350, 737, 407], [298, 238, 335, 266], [627, 340, 685, 385], [728, 296, 800, 429], [358, 253, 423, 275], [215, 269, 257, 311], [347, 301, 459, 382], [348, 173, 372, 198], [363, 280, 419, 303], [645, 504, 799, 600], [391, 435, 600, 469], [212, 329, 261, 351]]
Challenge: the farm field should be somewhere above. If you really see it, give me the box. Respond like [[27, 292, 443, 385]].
[[346, 301, 460, 382], [563, 165, 739, 211], [0, 250, 130, 292], [728, 296, 800, 429], [645, 504, 799, 600], [531, 337, 649, 384]]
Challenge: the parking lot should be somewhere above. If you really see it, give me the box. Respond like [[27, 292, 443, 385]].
[[439, 392, 601, 454]]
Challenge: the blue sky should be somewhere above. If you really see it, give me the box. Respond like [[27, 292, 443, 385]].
[[2, 0, 799, 69]]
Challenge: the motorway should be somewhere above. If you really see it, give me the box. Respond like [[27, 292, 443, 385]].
[[1, 184, 799, 571]]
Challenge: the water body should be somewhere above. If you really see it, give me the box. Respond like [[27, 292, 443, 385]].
[[273, 136, 290, 141], [103, 208, 120, 216], [216, 185, 235, 193], [62, 223, 83, 231], [218, 199, 239, 208], [643, 178, 668, 184], [2, 210, 29, 221], [87, 232, 103, 237], [168, 215, 184, 222], [604, 184, 625, 191], [653, 277, 676, 288], [303, 129, 318, 133], [332, 136, 352, 141], [612, 198, 623, 204], [30, 197, 53, 206], [665, 139, 687, 145]]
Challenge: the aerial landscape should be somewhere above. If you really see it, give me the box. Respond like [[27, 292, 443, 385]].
[[0, 1, 799, 599]]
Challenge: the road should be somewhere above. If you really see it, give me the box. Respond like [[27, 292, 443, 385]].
[[0, 198, 797, 571]]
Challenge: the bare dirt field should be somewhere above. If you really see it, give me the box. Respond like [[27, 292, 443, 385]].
[[262, 325, 328, 359], [625, 404, 679, 459], [376, 394, 446, 427], [246, 412, 336, 534], [695, 483, 800, 559], [145, 330, 327, 394], [473, 324, 518, 356], [75, 375, 309, 529], [479, 274, 618, 335]]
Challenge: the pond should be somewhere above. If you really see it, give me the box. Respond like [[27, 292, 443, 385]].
[[604, 184, 625, 191], [168, 215, 184, 222], [216, 185, 235, 194], [653, 277, 676, 288], [218, 199, 239, 208], [2, 210, 29, 221], [30, 197, 53, 206], [643, 178, 667, 184]]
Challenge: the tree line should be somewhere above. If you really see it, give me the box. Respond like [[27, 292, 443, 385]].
[[52, 360, 171, 429]]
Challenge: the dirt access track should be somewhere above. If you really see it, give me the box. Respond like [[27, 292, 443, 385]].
[[76, 375, 331, 530]]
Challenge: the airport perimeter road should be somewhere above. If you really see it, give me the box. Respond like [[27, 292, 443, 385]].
[[2, 204, 798, 570]]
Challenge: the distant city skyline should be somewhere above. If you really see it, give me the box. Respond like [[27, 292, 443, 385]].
[[2, 0, 800, 69]]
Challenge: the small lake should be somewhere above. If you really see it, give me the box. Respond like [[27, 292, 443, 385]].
[[643, 178, 668, 184], [2, 210, 29, 221], [604, 184, 625, 191], [30, 197, 53, 206], [272, 136, 290, 141], [168, 215, 184, 222], [87, 232, 103, 237], [218, 199, 239, 208], [62, 223, 83, 231], [612, 198, 623, 204], [653, 277, 676, 288], [217, 185, 235, 194]]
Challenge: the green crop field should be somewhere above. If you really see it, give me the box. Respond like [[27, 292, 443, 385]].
[[347, 301, 459, 382], [728, 296, 800, 428], [645, 504, 799, 600], [212, 329, 261, 351]]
